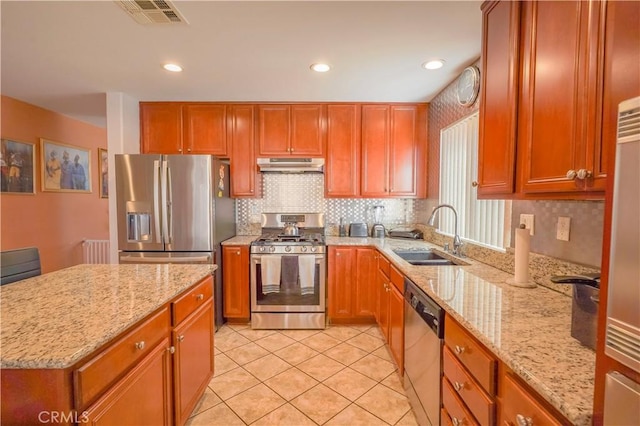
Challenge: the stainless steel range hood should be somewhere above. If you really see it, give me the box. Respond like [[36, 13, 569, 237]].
[[257, 158, 324, 173]]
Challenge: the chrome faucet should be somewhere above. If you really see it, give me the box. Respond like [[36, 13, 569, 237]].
[[427, 204, 463, 256]]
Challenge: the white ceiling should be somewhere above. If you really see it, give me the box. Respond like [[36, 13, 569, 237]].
[[1, 1, 482, 128]]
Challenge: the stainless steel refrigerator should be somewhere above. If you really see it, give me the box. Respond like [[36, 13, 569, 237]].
[[115, 154, 236, 329], [603, 96, 640, 423]]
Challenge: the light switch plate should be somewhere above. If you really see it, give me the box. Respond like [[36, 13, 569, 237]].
[[520, 214, 534, 236], [557, 217, 571, 241]]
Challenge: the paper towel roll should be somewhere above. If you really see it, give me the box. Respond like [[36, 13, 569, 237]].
[[514, 227, 530, 283]]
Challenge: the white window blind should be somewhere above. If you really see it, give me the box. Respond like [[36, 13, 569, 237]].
[[439, 112, 510, 251]]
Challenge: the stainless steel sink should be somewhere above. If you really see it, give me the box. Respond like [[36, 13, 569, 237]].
[[392, 249, 455, 266]]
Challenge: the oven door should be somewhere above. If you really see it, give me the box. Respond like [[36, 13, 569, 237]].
[[250, 253, 326, 313]]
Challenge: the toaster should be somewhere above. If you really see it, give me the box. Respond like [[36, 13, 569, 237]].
[[349, 223, 368, 237]]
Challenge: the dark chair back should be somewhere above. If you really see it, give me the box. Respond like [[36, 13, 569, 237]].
[[1, 247, 41, 285]]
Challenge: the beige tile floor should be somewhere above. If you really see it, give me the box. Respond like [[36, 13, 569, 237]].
[[186, 323, 420, 426]]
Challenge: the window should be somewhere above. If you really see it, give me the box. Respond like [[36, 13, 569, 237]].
[[438, 112, 511, 251]]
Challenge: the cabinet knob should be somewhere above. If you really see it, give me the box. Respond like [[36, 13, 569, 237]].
[[177, 335, 185, 342], [236, 251, 240, 255], [195, 293, 204, 301], [178, 148, 183, 153], [576, 169, 592, 180], [135, 341, 145, 350], [452, 417, 462, 426], [516, 414, 533, 426], [167, 346, 175, 354], [471, 181, 478, 187], [453, 381, 465, 391], [566, 170, 577, 180], [187, 148, 191, 152], [454, 345, 465, 355]]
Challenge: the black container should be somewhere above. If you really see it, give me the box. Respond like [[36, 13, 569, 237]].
[[551, 274, 600, 350]]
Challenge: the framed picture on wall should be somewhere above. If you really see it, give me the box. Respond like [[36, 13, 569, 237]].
[[40, 138, 91, 193], [1, 139, 36, 194], [99, 148, 108, 198]]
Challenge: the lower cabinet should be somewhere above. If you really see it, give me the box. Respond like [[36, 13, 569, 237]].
[[84, 337, 173, 425], [222, 245, 250, 320], [375, 253, 404, 374], [327, 246, 377, 323]]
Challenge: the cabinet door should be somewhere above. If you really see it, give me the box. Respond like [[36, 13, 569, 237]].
[[290, 104, 325, 156], [389, 105, 419, 196], [498, 373, 562, 426], [258, 105, 290, 155], [222, 245, 250, 319], [361, 105, 390, 196], [388, 284, 404, 374], [183, 104, 227, 155], [173, 300, 215, 426], [478, 1, 521, 197], [354, 248, 376, 318], [328, 246, 355, 319], [229, 105, 260, 197], [325, 105, 361, 197], [140, 103, 183, 154], [517, 1, 601, 194], [377, 270, 390, 341], [84, 338, 172, 426]]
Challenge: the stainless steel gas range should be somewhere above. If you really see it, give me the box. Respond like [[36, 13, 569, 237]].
[[250, 213, 326, 329]]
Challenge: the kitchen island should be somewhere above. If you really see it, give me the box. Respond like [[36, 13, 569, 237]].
[[1, 263, 215, 425], [327, 236, 595, 426]]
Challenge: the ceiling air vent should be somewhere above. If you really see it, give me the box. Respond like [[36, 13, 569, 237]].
[[115, 0, 188, 25]]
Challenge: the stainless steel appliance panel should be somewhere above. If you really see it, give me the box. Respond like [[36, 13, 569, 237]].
[[119, 251, 213, 264], [603, 371, 640, 425], [164, 155, 213, 252], [605, 97, 640, 372], [115, 154, 164, 252]]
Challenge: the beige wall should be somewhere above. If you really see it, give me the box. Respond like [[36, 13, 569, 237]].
[[1, 96, 108, 272]]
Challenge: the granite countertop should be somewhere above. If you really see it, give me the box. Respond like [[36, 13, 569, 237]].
[[327, 236, 595, 426], [222, 235, 259, 245], [0, 264, 215, 370]]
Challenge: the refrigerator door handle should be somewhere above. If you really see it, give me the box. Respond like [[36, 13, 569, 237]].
[[167, 164, 173, 244], [119, 254, 212, 264], [153, 160, 162, 243], [161, 160, 170, 244]]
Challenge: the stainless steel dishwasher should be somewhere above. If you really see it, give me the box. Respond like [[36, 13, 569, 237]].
[[404, 277, 444, 426]]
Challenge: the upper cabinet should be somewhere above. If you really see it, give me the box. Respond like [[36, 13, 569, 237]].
[[479, 0, 607, 199], [325, 104, 361, 197], [361, 104, 427, 198], [140, 103, 228, 156], [228, 105, 260, 198], [257, 104, 325, 157]]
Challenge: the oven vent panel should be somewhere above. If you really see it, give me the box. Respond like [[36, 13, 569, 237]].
[[115, 0, 188, 25]]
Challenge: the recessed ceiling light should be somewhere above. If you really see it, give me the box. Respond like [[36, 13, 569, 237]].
[[310, 63, 331, 73], [163, 63, 183, 72], [422, 60, 445, 70]]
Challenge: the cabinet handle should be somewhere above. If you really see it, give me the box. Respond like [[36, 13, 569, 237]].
[[454, 345, 465, 355], [471, 181, 478, 187], [516, 414, 533, 426], [452, 417, 462, 426], [576, 169, 592, 180], [195, 293, 204, 301], [566, 169, 577, 180], [135, 341, 145, 350], [236, 251, 240, 255], [167, 346, 175, 354], [453, 381, 464, 391], [177, 335, 185, 342]]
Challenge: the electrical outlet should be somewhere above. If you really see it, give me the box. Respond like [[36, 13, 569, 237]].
[[557, 216, 571, 241], [520, 214, 535, 236]]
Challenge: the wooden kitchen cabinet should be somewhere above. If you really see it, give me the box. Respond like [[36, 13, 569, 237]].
[[328, 246, 377, 323], [257, 104, 325, 157], [222, 245, 250, 320], [183, 104, 228, 155], [479, 0, 608, 198], [141, 103, 183, 154], [325, 104, 361, 197], [387, 278, 404, 375], [228, 105, 261, 197], [361, 104, 427, 198], [498, 369, 562, 426], [374, 254, 404, 373], [83, 337, 173, 426], [172, 299, 215, 425]]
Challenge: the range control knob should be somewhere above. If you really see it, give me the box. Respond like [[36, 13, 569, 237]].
[[259, 246, 265, 252], [301, 246, 308, 252], [269, 246, 276, 253], [284, 246, 291, 253], [311, 246, 317, 253]]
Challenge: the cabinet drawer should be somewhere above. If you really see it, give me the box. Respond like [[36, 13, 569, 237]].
[[389, 264, 404, 292], [74, 307, 171, 410], [377, 253, 390, 277], [443, 345, 495, 425], [442, 377, 480, 426], [173, 275, 213, 325], [444, 315, 497, 395], [499, 373, 562, 426]]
